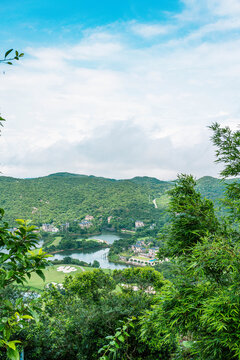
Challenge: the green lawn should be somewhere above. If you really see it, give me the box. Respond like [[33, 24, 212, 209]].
[[24, 265, 111, 290], [132, 256, 150, 261], [120, 251, 133, 257], [76, 238, 99, 242], [120, 229, 136, 234], [51, 236, 62, 246]]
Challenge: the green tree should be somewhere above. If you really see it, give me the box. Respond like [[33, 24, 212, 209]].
[[22, 268, 162, 360], [210, 123, 240, 225], [64, 269, 116, 303], [159, 174, 219, 259], [210, 122, 240, 177], [0, 218, 50, 359], [113, 267, 166, 291], [140, 124, 240, 359]]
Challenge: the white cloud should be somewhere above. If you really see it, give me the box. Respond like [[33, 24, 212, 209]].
[[131, 23, 174, 38], [209, 0, 240, 16], [0, 1, 238, 179]]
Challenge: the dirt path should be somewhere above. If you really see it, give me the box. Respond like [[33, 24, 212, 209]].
[[153, 199, 158, 208]]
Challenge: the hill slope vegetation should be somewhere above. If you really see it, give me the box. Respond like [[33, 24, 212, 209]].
[[0, 172, 237, 227]]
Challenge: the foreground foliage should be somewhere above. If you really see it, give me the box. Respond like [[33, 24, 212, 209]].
[[19, 268, 169, 360], [140, 124, 240, 359], [0, 215, 49, 359]]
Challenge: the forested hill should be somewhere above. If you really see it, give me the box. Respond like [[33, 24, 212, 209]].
[[0, 172, 238, 226]]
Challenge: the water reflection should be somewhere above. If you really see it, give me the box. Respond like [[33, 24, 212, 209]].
[[51, 231, 131, 269], [1, 231, 130, 270], [86, 231, 125, 244], [52, 248, 127, 270]]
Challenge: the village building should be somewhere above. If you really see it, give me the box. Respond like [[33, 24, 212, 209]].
[[131, 244, 142, 253], [107, 216, 113, 224], [79, 220, 92, 229], [60, 222, 70, 231], [85, 215, 94, 221], [128, 257, 158, 267], [131, 244, 147, 254], [136, 240, 145, 246], [41, 223, 59, 233], [131, 240, 159, 259], [148, 247, 159, 258], [135, 220, 145, 228]]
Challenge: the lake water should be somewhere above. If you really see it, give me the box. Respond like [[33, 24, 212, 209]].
[[51, 231, 130, 270], [87, 231, 124, 244], [1, 231, 130, 270], [52, 248, 127, 270]]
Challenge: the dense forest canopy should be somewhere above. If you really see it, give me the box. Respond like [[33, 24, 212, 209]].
[[0, 172, 238, 228]]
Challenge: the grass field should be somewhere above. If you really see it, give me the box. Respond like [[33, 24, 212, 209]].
[[51, 236, 62, 246], [25, 265, 111, 290], [120, 251, 133, 257], [76, 238, 99, 242], [132, 256, 150, 261]]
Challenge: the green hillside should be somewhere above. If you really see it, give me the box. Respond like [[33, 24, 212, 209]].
[[0, 172, 169, 227], [0, 172, 238, 227]]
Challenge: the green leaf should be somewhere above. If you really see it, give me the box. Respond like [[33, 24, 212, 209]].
[[7, 341, 16, 350], [5, 49, 13, 58], [7, 347, 20, 360], [182, 341, 194, 349], [118, 335, 125, 343], [4, 299, 13, 310], [0, 253, 10, 263], [3, 327, 11, 340], [15, 219, 25, 224], [36, 270, 45, 281], [30, 310, 39, 323], [21, 315, 33, 320]]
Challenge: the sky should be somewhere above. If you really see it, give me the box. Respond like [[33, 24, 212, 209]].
[[0, 0, 239, 180]]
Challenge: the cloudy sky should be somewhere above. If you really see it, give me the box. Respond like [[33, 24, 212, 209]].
[[0, 0, 239, 180]]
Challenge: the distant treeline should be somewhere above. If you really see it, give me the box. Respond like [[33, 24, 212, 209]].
[[0, 172, 238, 229]]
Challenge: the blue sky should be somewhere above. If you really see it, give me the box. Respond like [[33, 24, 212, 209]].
[[0, 0, 239, 179], [1, 0, 182, 47]]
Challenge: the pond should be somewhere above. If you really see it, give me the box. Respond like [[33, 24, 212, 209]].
[[52, 248, 128, 270], [51, 231, 131, 270], [1, 231, 131, 270], [86, 231, 126, 244]]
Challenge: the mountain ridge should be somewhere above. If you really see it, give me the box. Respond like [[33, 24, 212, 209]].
[[0, 172, 238, 227]]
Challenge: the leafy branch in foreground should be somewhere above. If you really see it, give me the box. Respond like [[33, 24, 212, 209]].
[[210, 122, 240, 178], [0, 49, 24, 65], [140, 124, 240, 359], [210, 123, 240, 225], [0, 213, 50, 360], [98, 317, 136, 360], [158, 174, 219, 259], [0, 49, 24, 136]]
